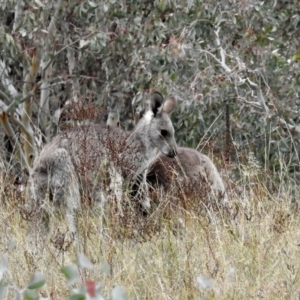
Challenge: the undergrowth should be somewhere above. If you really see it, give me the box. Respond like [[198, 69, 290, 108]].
[[1, 156, 300, 299]]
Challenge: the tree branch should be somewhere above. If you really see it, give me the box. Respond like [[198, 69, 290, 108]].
[[5, 30, 97, 115], [0, 100, 33, 149], [0, 89, 11, 105], [6, 82, 42, 113], [12, 1, 25, 32], [199, 25, 270, 116], [0, 107, 30, 172]]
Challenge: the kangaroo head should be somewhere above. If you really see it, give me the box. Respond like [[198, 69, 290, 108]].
[[145, 92, 177, 158]]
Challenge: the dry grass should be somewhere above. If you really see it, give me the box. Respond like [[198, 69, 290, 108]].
[[1, 162, 300, 300]]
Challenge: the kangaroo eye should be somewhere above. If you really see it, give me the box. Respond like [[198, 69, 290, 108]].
[[160, 130, 168, 137]]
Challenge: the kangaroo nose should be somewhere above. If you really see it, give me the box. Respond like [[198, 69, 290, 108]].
[[168, 147, 177, 158], [173, 147, 177, 157]]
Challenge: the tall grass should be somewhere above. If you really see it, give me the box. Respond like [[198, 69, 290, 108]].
[[0, 156, 300, 299]]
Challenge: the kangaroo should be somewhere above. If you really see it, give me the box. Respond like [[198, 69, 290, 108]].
[[28, 92, 177, 243], [106, 107, 229, 210], [147, 147, 229, 207]]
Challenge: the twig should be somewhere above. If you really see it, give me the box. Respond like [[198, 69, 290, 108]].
[[6, 82, 42, 113], [200, 49, 232, 73], [6, 31, 97, 114], [199, 25, 270, 116], [0, 89, 11, 105], [196, 110, 224, 151]]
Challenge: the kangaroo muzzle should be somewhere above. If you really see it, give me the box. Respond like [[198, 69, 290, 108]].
[[166, 147, 177, 158]]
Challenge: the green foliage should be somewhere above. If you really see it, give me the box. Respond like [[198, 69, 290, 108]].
[[23, 289, 40, 300], [76, 253, 94, 270], [60, 265, 80, 286], [0, 0, 300, 181], [0, 252, 127, 299], [26, 272, 46, 290]]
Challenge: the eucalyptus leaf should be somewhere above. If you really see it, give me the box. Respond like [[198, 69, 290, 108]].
[[27, 272, 46, 290], [60, 265, 80, 286]]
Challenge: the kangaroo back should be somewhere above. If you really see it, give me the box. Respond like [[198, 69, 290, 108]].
[[147, 147, 228, 203]]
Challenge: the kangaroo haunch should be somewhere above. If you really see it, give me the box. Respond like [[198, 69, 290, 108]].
[[147, 147, 228, 206]]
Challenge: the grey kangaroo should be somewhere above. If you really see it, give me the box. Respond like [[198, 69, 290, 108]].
[[28, 92, 177, 242], [147, 147, 228, 206], [106, 107, 228, 209]]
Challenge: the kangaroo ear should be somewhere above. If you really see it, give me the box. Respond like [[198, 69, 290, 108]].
[[150, 92, 164, 116], [162, 96, 176, 114]]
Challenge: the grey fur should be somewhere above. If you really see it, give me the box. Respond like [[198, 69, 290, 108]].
[[105, 108, 228, 205], [147, 147, 229, 205], [28, 92, 177, 243]]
